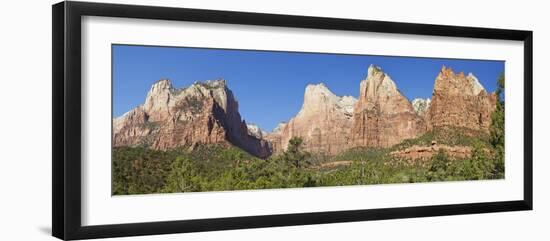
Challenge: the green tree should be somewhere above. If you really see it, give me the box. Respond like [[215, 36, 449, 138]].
[[283, 137, 311, 168], [490, 73, 505, 148], [469, 143, 491, 180], [489, 73, 505, 178], [111, 147, 174, 195], [428, 149, 451, 181], [163, 156, 201, 193]]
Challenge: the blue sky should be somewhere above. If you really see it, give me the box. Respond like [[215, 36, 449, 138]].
[[113, 45, 504, 131]]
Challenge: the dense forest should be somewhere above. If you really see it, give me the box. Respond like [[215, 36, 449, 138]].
[[112, 75, 505, 195]]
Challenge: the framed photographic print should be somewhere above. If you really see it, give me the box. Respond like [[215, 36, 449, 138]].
[[52, 1, 533, 240]]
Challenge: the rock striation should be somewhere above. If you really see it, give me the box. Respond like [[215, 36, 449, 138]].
[[113, 79, 271, 158], [266, 83, 357, 155], [427, 66, 497, 133], [351, 65, 427, 148]]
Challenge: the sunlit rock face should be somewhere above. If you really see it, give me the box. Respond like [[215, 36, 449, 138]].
[[114, 65, 498, 159], [427, 66, 497, 133], [412, 98, 431, 117], [264, 122, 287, 154], [113, 79, 271, 158], [266, 83, 357, 155], [351, 65, 427, 148]]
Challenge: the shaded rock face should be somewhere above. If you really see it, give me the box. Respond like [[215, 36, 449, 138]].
[[427, 66, 497, 133], [351, 65, 427, 148], [113, 79, 271, 158], [267, 83, 357, 155]]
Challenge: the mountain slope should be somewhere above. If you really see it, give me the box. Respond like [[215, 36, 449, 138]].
[[113, 79, 271, 158], [427, 66, 497, 133], [266, 83, 357, 155], [351, 65, 427, 148]]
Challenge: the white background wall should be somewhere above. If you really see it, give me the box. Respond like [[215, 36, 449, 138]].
[[0, 0, 547, 240]]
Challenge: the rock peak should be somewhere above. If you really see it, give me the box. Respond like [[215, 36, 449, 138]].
[[467, 73, 485, 95], [361, 64, 398, 98], [144, 79, 174, 117], [115, 77, 271, 158], [367, 64, 383, 78], [205, 79, 227, 88], [150, 79, 173, 92], [435, 66, 486, 96], [429, 67, 497, 132], [304, 83, 334, 98], [268, 83, 357, 155], [246, 123, 267, 139], [192, 79, 227, 89], [352, 65, 424, 148]]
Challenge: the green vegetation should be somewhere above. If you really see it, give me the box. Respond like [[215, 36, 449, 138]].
[[392, 126, 491, 151], [112, 75, 506, 195], [113, 136, 504, 195], [489, 73, 505, 178]]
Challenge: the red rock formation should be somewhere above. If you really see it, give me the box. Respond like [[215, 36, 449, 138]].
[[114, 65, 498, 159], [427, 66, 497, 133], [351, 65, 427, 148], [390, 144, 473, 161], [113, 79, 271, 158], [264, 122, 287, 154], [266, 83, 357, 155]]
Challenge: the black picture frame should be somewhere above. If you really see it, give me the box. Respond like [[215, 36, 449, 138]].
[[52, 1, 533, 240]]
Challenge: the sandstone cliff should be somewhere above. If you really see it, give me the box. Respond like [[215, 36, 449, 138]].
[[427, 66, 497, 133], [266, 83, 357, 155], [114, 65, 497, 159], [113, 79, 271, 158], [351, 65, 426, 148], [264, 122, 287, 154]]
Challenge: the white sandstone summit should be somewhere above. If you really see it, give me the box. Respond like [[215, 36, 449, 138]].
[[361, 64, 399, 98], [267, 82, 358, 155], [298, 83, 357, 118], [246, 124, 268, 139], [351, 64, 426, 148], [467, 73, 485, 95], [411, 98, 431, 116]]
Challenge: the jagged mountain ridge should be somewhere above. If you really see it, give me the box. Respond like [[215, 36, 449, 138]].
[[113, 79, 271, 158], [427, 66, 497, 132], [113, 65, 497, 158], [267, 65, 496, 153]]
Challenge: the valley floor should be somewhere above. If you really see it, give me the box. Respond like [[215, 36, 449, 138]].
[[112, 127, 504, 195]]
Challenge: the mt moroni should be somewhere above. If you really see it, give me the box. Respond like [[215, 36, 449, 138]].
[[113, 65, 497, 159]]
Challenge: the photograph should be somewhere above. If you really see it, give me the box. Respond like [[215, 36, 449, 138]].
[[0, 0, 542, 240], [111, 45, 505, 195]]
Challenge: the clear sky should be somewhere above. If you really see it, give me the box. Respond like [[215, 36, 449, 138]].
[[113, 45, 504, 131]]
